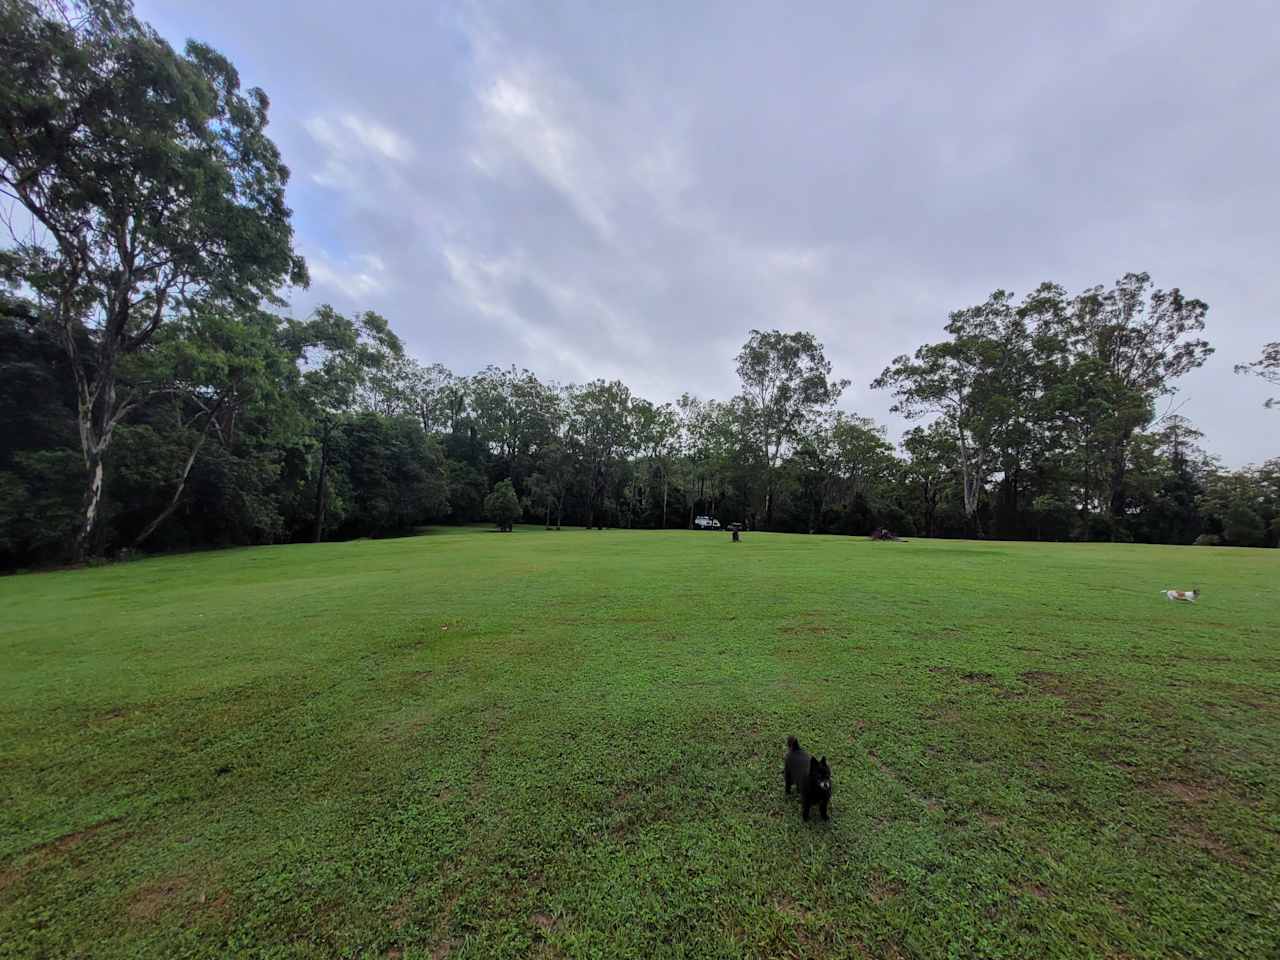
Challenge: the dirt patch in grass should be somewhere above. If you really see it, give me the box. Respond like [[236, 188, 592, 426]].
[[1227, 689, 1280, 715], [388, 891, 413, 931], [2, 817, 126, 894], [124, 877, 229, 924], [774, 896, 810, 919], [30, 817, 122, 856], [531, 911, 557, 931], [1022, 882, 1051, 900], [88, 706, 131, 727], [1175, 822, 1248, 868], [44, 819, 120, 855], [869, 874, 904, 904], [126, 877, 192, 922], [1155, 780, 1214, 803], [781, 624, 831, 636], [1021, 670, 1112, 715], [1021, 670, 1071, 696], [781, 611, 839, 638]]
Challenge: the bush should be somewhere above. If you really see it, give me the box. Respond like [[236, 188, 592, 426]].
[[876, 504, 917, 537], [485, 479, 520, 532], [1193, 534, 1221, 546], [1223, 503, 1264, 547]]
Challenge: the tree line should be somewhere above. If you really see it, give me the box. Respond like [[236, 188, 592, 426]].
[[1, 0, 1276, 569]]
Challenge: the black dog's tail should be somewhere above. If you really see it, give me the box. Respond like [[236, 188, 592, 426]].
[[787, 735, 800, 752]]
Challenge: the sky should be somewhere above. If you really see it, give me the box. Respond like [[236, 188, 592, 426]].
[[137, 0, 1278, 466]]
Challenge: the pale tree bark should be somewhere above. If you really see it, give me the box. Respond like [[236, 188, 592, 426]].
[[956, 430, 986, 535], [60, 307, 143, 561]]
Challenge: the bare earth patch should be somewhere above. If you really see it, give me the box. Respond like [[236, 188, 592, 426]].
[[774, 896, 810, 920], [1175, 823, 1249, 868], [869, 874, 904, 904], [1021, 670, 1112, 715], [127, 877, 192, 922], [1156, 780, 1213, 803], [781, 624, 831, 636], [32, 817, 121, 856]]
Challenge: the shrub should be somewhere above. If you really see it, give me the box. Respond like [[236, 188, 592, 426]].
[[485, 479, 520, 532]]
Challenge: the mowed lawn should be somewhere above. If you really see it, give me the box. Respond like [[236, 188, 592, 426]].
[[1, 530, 1277, 959]]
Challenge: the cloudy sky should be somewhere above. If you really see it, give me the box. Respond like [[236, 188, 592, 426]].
[[139, 0, 1278, 465]]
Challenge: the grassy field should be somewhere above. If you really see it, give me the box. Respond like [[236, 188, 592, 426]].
[[1, 529, 1277, 959]]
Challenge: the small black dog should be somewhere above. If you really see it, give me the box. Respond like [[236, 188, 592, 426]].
[[784, 735, 832, 821]]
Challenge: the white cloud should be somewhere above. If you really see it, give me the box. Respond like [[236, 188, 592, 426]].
[[304, 112, 413, 189], [471, 67, 616, 239], [307, 251, 390, 302], [440, 243, 666, 384], [189, 0, 1279, 466]]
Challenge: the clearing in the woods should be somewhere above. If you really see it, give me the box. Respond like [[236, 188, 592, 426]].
[[1, 529, 1276, 958]]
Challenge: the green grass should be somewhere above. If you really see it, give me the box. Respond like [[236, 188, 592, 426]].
[[1, 529, 1277, 959]]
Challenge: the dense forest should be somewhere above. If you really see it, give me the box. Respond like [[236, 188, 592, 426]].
[[2, 0, 1277, 569]]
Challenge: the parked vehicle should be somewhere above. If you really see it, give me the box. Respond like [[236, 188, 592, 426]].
[[693, 515, 721, 530]]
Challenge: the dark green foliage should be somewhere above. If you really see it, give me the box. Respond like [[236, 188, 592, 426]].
[[735, 329, 847, 527], [1199, 463, 1279, 549], [0, 0, 305, 559], [0, 316, 82, 564], [484, 478, 520, 532], [1222, 504, 1264, 547], [0, 6, 1270, 560], [331, 415, 449, 538]]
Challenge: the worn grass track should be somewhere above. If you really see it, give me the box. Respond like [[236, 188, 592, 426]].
[[1, 529, 1277, 959]]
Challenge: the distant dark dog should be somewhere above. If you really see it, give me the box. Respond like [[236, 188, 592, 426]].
[[784, 735, 832, 821]]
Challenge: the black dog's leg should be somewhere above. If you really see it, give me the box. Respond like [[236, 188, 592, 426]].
[[784, 768, 792, 794], [820, 799, 829, 821], [802, 800, 811, 821]]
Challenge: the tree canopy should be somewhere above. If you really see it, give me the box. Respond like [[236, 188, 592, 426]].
[[0, 0, 305, 558], [0, 1, 1273, 568]]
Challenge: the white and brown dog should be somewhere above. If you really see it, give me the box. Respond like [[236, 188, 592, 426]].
[[1161, 588, 1200, 603]]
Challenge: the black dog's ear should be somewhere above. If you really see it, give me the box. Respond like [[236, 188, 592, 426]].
[[819, 756, 827, 766]]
